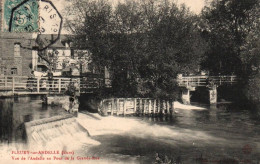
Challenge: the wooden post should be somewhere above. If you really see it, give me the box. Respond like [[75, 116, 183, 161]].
[[134, 98, 137, 114], [12, 77, 15, 93], [162, 100, 166, 114], [148, 99, 151, 114], [182, 89, 190, 105], [139, 99, 142, 115], [171, 100, 174, 116], [123, 99, 126, 116], [209, 85, 217, 105], [58, 78, 61, 93], [153, 99, 156, 115], [37, 77, 40, 93], [143, 99, 146, 115], [166, 100, 170, 115], [111, 99, 114, 116], [116, 98, 119, 116], [158, 99, 161, 115]]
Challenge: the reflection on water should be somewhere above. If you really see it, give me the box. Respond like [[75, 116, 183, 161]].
[[0, 96, 67, 143]]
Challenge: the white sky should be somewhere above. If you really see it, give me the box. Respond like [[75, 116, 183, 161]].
[[52, 0, 206, 14], [50, 0, 206, 34], [177, 0, 206, 14]]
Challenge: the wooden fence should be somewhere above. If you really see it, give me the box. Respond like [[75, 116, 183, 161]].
[[177, 75, 237, 87], [99, 98, 174, 117], [0, 76, 99, 94]]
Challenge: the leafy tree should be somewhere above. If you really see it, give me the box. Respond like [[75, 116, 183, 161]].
[[65, 0, 206, 99], [200, 0, 259, 77]]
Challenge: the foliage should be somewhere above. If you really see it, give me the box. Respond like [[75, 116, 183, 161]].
[[200, 0, 259, 76], [200, 0, 260, 106], [65, 0, 206, 99]]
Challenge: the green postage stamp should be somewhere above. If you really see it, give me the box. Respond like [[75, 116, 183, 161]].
[[3, 0, 39, 32]]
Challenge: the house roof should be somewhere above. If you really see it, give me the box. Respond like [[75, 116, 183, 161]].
[[36, 34, 74, 49]]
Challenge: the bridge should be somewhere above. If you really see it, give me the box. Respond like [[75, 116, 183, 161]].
[[0, 75, 105, 96], [0, 75, 237, 105], [177, 75, 237, 105], [177, 75, 237, 87]]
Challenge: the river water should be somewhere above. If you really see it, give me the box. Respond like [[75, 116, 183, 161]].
[[0, 97, 259, 163]]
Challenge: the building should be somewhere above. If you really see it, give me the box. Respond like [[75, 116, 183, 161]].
[[0, 33, 93, 77], [0, 0, 36, 76], [0, 33, 36, 76], [32, 35, 93, 76], [0, 0, 110, 88]]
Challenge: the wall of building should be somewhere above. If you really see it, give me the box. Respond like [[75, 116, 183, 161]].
[[0, 32, 35, 76]]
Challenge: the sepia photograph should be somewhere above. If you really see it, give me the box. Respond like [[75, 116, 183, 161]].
[[0, 0, 259, 163]]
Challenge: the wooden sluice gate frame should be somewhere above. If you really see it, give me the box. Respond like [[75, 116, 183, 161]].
[[99, 98, 175, 117]]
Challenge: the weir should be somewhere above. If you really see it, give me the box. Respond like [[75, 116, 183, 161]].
[[24, 114, 90, 149]]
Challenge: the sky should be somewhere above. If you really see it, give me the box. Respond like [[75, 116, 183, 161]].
[[50, 0, 206, 34], [52, 0, 206, 15], [177, 0, 206, 14]]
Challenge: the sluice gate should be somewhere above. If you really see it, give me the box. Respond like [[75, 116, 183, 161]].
[[98, 98, 175, 117]]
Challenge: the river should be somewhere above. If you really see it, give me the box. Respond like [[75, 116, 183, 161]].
[[0, 96, 259, 163]]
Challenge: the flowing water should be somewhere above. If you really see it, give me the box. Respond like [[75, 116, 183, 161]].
[[0, 96, 68, 143], [0, 96, 259, 164]]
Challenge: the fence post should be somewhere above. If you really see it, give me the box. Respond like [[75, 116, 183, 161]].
[[134, 98, 137, 113], [123, 99, 126, 116], [37, 77, 40, 93], [148, 99, 151, 115], [58, 78, 61, 93], [143, 99, 146, 115], [171, 100, 174, 116], [161, 100, 164, 115], [158, 99, 161, 115], [153, 99, 156, 115], [12, 77, 15, 93], [116, 98, 119, 116], [111, 99, 114, 116], [167, 100, 170, 115], [139, 99, 142, 115]]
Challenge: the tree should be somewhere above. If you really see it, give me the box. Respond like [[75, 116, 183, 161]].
[[65, 0, 206, 99], [200, 0, 260, 106], [200, 0, 259, 76]]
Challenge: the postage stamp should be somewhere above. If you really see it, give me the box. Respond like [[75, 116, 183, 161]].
[[8, 0, 39, 32], [3, 0, 39, 32], [2, 0, 62, 50]]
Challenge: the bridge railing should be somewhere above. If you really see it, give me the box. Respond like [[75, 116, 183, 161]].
[[177, 75, 237, 87], [0, 76, 101, 94]]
